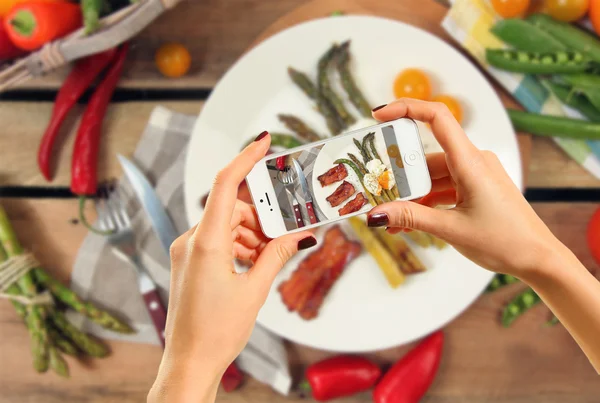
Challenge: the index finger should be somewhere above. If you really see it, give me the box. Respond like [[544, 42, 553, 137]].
[[372, 98, 478, 157], [201, 131, 271, 233]]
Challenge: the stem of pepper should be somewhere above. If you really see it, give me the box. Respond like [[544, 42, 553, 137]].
[[78, 196, 113, 236]]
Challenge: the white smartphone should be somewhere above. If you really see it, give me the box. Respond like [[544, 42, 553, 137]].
[[246, 118, 431, 238]]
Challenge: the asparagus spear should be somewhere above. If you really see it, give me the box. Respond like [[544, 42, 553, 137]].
[[33, 268, 134, 334], [317, 44, 356, 127], [241, 132, 305, 150], [375, 229, 426, 274], [405, 230, 432, 248], [349, 217, 405, 288], [277, 114, 322, 142], [48, 346, 69, 378], [353, 138, 370, 163], [50, 310, 109, 358], [361, 133, 373, 160], [49, 327, 79, 356], [0, 206, 49, 373], [502, 287, 541, 327], [335, 40, 372, 117], [334, 158, 379, 206], [288, 67, 342, 135], [347, 152, 368, 174]]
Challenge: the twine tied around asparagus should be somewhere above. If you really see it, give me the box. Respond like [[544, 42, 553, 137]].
[[0, 254, 53, 306]]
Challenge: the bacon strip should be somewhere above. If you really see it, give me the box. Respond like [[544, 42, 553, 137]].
[[326, 181, 355, 207], [317, 163, 348, 187], [338, 193, 367, 216], [278, 226, 361, 320]]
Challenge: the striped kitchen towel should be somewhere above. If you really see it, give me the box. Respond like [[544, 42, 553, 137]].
[[442, 0, 600, 179]]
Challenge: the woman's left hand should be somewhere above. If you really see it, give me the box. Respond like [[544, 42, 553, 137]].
[[148, 132, 316, 403]]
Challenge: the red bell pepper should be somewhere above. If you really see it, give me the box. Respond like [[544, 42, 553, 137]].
[[5, 1, 81, 51], [0, 17, 24, 60], [221, 362, 244, 392], [301, 355, 381, 401], [373, 331, 444, 403], [71, 44, 128, 196], [38, 48, 117, 181]]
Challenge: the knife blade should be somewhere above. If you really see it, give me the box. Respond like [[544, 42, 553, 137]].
[[118, 154, 179, 256], [291, 159, 319, 224]]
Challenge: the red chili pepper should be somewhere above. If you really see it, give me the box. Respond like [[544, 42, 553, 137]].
[[302, 355, 381, 401], [38, 48, 117, 181], [0, 17, 24, 60], [373, 331, 444, 403], [5, 1, 81, 51], [221, 362, 243, 392], [71, 43, 128, 196]]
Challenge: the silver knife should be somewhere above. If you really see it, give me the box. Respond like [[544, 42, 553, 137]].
[[118, 154, 179, 256], [291, 159, 319, 224]]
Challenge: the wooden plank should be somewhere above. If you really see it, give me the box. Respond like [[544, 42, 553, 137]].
[[9, 0, 307, 90], [0, 101, 201, 187], [529, 137, 599, 188], [0, 199, 598, 402]]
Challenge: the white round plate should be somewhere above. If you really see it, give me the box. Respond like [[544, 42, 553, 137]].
[[184, 16, 522, 352]]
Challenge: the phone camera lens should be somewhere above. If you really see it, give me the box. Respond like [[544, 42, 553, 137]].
[[270, 208, 273, 211], [260, 199, 264, 203]]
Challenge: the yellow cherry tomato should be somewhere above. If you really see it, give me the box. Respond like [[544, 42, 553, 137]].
[[491, 0, 531, 17], [155, 43, 191, 78], [393, 68, 432, 101], [432, 94, 463, 124], [387, 144, 400, 158], [545, 0, 589, 22]]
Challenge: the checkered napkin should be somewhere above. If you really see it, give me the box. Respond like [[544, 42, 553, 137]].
[[273, 147, 327, 226], [68, 106, 292, 395], [443, 0, 600, 178]]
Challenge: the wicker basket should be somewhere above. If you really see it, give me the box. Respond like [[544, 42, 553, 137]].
[[0, 0, 182, 92]]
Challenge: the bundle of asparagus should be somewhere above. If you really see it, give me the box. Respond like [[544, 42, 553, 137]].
[[0, 205, 134, 378], [286, 40, 372, 139]]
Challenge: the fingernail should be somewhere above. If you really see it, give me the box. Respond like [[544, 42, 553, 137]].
[[298, 236, 317, 250], [372, 104, 387, 112], [254, 130, 268, 142], [367, 212, 389, 227]]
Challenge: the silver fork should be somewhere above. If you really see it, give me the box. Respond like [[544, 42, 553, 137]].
[[279, 168, 305, 228], [96, 187, 167, 347]]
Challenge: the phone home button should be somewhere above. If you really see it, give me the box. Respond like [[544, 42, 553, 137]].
[[403, 150, 421, 166]]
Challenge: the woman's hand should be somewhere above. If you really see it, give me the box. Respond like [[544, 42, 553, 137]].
[[148, 132, 315, 403], [367, 99, 565, 280]]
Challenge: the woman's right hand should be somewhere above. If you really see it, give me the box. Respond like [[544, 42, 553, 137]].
[[367, 98, 567, 281]]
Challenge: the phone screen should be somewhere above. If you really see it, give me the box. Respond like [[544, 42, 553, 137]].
[[263, 123, 416, 232]]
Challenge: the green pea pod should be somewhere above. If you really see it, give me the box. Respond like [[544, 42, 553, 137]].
[[554, 74, 600, 112], [502, 287, 541, 327], [508, 109, 600, 140], [491, 19, 566, 52], [486, 49, 590, 74], [528, 14, 600, 63], [486, 274, 519, 293], [543, 80, 600, 122]]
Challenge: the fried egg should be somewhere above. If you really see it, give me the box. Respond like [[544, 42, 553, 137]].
[[363, 173, 382, 196]]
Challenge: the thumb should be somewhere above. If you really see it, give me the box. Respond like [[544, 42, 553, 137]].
[[251, 231, 316, 285], [367, 200, 454, 239]]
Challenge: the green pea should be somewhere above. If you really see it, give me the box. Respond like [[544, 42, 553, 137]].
[[503, 274, 519, 284], [522, 292, 536, 307], [509, 303, 520, 315], [541, 55, 553, 64], [573, 52, 584, 62], [556, 52, 568, 63], [517, 52, 530, 62]]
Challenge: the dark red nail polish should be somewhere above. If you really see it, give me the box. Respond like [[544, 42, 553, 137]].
[[254, 130, 268, 142], [298, 236, 317, 250], [200, 192, 209, 208], [372, 104, 387, 112], [367, 212, 389, 227]]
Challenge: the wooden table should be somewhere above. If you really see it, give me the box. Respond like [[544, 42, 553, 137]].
[[1, 0, 599, 402]]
